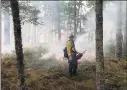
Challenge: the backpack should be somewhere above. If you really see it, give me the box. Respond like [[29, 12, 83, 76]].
[[63, 47, 68, 59]]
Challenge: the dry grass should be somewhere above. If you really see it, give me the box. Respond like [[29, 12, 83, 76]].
[[1, 58, 97, 90], [1, 48, 127, 90]]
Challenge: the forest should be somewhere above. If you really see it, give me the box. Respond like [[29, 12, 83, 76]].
[[1, 0, 127, 90]]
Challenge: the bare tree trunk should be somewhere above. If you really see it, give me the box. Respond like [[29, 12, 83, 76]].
[[35, 26, 37, 43], [68, 2, 71, 32], [32, 24, 36, 44], [51, 18, 53, 42], [32, 24, 36, 43], [36, 26, 38, 43], [74, 1, 77, 36], [80, 2, 82, 32], [28, 23, 31, 44], [57, 2, 61, 41], [69, 14, 71, 31], [44, 29, 46, 43], [88, 32, 90, 44], [0, 0, 1, 88], [80, 17, 82, 32], [10, 0, 25, 90], [34, 26, 36, 43], [124, 1, 127, 57], [95, 0, 104, 90], [27, 23, 30, 44], [76, 1, 80, 32], [58, 18, 61, 41], [116, 1, 123, 58]]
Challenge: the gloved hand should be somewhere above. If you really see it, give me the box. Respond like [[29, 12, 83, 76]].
[[76, 52, 79, 54]]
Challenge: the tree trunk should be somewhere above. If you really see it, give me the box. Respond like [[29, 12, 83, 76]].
[[34, 25, 37, 43], [28, 23, 31, 44], [0, 0, 2, 89], [10, 0, 25, 90], [80, 17, 82, 32], [76, 1, 80, 32], [57, 2, 61, 41], [124, 1, 127, 57], [69, 13, 71, 31], [116, 1, 123, 58], [80, 2, 82, 32], [88, 32, 90, 44], [32, 24, 36, 44], [44, 29, 46, 43], [58, 17, 61, 41], [74, 1, 77, 36], [51, 18, 53, 42], [4, 7, 10, 45], [95, 0, 104, 90]]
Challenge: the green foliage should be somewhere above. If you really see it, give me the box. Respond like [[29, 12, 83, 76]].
[[2, 46, 48, 68], [85, 1, 111, 9], [86, 1, 95, 8], [63, 1, 86, 32], [1, 1, 43, 25], [42, 1, 87, 32], [64, 1, 84, 18], [23, 46, 48, 68]]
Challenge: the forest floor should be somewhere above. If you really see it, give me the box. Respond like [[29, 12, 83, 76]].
[[1, 47, 127, 90]]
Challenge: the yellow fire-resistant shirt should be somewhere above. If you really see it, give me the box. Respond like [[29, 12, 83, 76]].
[[66, 40, 77, 57]]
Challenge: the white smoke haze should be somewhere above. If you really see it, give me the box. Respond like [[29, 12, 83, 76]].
[[2, 1, 125, 63], [40, 1, 120, 61], [74, 2, 120, 61], [40, 42, 65, 60]]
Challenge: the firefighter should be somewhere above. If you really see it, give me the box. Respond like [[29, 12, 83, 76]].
[[66, 34, 78, 76]]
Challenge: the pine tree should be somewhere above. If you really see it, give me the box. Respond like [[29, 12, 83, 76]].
[[74, 1, 77, 36], [124, 1, 127, 57], [116, 1, 123, 58], [10, 0, 25, 89], [95, 0, 104, 90]]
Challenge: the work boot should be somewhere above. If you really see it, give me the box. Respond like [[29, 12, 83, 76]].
[[73, 71, 77, 76], [73, 73, 77, 76]]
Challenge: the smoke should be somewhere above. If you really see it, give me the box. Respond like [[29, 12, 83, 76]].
[[2, 1, 125, 62], [40, 42, 65, 60], [74, 2, 122, 60]]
